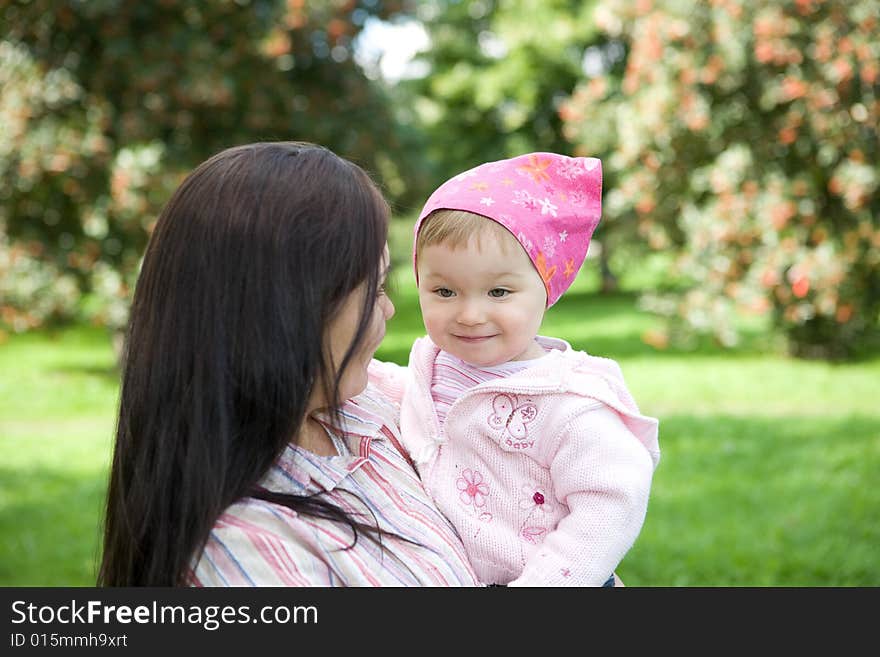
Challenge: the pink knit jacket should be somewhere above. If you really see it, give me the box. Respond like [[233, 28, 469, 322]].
[[369, 336, 660, 586]]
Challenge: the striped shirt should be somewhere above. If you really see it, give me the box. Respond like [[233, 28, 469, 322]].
[[190, 385, 480, 587], [431, 346, 551, 429]]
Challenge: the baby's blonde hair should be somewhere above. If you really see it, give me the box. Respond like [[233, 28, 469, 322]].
[[415, 209, 518, 261]]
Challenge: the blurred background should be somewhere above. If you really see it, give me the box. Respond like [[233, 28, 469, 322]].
[[1, 0, 877, 585]]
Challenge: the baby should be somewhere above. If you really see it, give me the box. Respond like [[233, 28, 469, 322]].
[[373, 152, 660, 586]]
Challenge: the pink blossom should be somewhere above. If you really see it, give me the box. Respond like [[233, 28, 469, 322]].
[[457, 469, 489, 508]]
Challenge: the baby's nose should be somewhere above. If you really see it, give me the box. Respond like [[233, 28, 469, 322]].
[[456, 300, 485, 325]]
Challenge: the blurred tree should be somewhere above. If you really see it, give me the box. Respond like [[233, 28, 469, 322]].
[[0, 0, 409, 338], [561, 0, 880, 359], [399, 0, 612, 203]]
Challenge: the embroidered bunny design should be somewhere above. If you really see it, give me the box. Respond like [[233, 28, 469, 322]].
[[488, 394, 538, 449]]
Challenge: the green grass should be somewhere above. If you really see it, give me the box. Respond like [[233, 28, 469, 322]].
[[0, 326, 118, 586], [2, 268, 878, 586]]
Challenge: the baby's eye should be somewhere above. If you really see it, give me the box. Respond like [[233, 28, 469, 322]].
[[435, 288, 455, 298], [488, 288, 510, 298]]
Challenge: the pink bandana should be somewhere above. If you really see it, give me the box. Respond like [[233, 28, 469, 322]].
[[414, 152, 602, 307]]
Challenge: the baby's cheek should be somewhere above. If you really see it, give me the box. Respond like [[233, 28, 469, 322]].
[[421, 306, 442, 327], [424, 318, 445, 342]]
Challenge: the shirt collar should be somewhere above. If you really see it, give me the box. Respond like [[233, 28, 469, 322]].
[[260, 390, 391, 493]]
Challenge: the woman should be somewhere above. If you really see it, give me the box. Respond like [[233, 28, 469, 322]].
[[98, 141, 480, 586]]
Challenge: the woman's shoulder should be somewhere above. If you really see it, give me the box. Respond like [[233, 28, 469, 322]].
[[192, 498, 330, 586]]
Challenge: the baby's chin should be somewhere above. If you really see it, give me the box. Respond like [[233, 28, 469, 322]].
[[458, 344, 545, 367], [442, 345, 508, 368]]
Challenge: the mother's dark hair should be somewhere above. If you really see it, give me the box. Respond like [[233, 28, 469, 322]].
[[99, 142, 389, 586]]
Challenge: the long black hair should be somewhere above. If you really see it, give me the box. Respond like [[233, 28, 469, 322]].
[[98, 142, 390, 586]]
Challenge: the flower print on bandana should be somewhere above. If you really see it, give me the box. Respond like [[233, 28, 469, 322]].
[[542, 235, 557, 259], [515, 154, 552, 183], [538, 198, 558, 217], [516, 231, 535, 256], [555, 156, 599, 181], [567, 190, 587, 206], [534, 252, 557, 287], [512, 189, 539, 212], [556, 158, 586, 180]]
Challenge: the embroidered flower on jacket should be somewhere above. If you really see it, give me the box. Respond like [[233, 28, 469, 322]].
[[456, 469, 489, 508], [518, 484, 555, 514], [518, 484, 554, 545]]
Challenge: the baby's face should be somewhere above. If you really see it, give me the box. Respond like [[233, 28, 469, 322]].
[[417, 230, 547, 367]]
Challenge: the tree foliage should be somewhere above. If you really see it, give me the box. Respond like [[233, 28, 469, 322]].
[[560, 0, 880, 358], [1, 0, 408, 334], [401, 0, 609, 192]]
